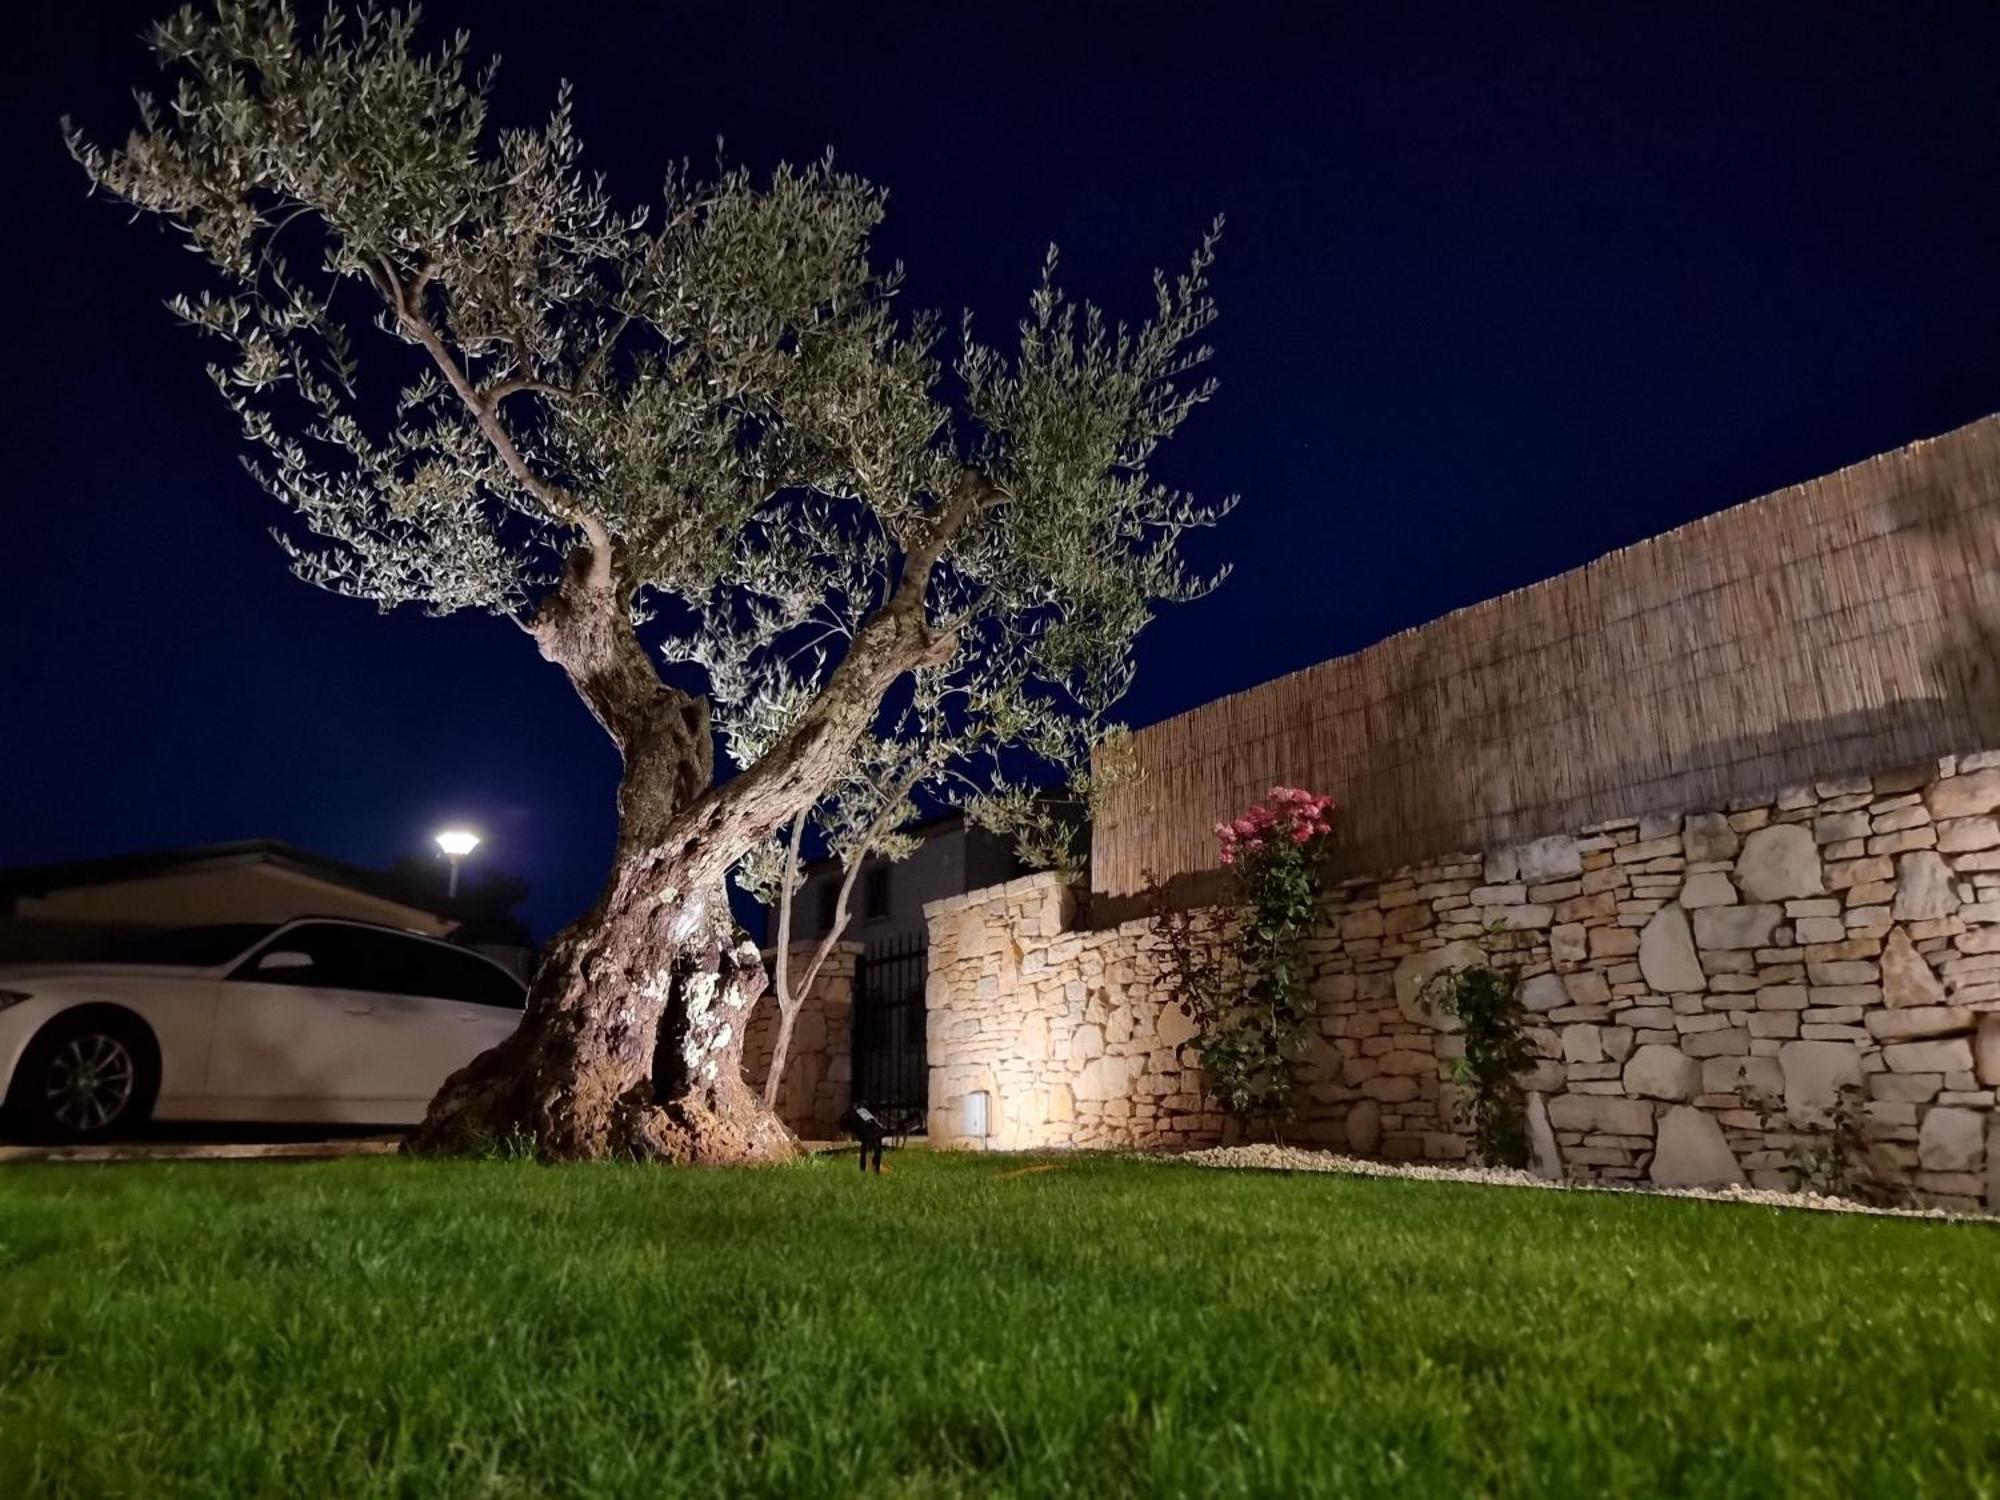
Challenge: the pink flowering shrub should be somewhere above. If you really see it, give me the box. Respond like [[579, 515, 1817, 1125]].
[[1153, 785, 1339, 1124], [1213, 786, 1336, 866]]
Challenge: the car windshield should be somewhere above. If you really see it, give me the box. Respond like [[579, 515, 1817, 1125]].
[[108, 924, 278, 967]]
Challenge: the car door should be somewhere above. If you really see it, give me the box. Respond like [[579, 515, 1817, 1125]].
[[380, 938, 525, 1086], [344, 933, 523, 1108], [207, 922, 406, 1116]]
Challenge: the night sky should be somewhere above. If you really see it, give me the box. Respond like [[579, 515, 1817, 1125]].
[[7, 2, 2000, 939]]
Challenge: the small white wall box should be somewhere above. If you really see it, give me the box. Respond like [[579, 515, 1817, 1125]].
[[963, 1090, 990, 1141]]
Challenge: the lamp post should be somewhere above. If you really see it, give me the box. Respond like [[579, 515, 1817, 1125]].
[[435, 829, 481, 899]]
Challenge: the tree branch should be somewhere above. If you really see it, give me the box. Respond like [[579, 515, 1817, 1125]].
[[373, 256, 614, 595]]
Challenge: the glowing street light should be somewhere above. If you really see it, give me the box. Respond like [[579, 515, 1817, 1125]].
[[434, 828, 481, 898]]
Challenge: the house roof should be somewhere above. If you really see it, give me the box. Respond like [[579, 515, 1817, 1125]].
[[0, 838, 453, 920], [794, 810, 972, 879]]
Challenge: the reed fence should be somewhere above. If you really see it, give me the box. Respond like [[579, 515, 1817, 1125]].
[[1092, 415, 2000, 896]]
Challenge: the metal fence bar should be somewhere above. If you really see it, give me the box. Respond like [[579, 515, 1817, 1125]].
[[851, 931, 929, 1129]]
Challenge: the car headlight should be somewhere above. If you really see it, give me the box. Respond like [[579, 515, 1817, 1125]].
[[0, 989, 31, 1012]]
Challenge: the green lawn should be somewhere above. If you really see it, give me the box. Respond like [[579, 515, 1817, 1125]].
[[1, 1152, 1995, 1498]]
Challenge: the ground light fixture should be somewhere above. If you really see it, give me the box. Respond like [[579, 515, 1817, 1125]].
[[434, 828, 481, 899]]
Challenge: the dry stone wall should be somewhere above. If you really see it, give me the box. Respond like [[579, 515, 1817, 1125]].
[[743, 944, 858, 1141], [926, 753, 2000, 1211]]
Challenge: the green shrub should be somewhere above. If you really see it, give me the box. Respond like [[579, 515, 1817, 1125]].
[[1422, 963, 1534, 1168]]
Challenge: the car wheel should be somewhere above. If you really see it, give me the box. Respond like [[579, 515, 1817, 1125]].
[[11, 1011, 160, 1143]]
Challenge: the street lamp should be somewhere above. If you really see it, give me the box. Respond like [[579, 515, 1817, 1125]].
[[435, 828, 481, 899]]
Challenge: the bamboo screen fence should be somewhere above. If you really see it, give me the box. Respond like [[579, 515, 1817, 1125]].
[[1092, 415, 2000, 897]]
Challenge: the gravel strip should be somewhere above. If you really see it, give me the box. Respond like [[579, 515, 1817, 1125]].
[[1157, 1143, 1997, 1224]]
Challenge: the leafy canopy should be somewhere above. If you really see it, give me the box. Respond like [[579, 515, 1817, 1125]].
[[70, 1, 1231, 881]]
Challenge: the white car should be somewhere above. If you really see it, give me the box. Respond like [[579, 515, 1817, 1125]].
[[0, 918, 524, 1141]]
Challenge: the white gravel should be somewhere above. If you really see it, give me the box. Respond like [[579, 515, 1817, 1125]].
[[1158, 1143, 1997, 1223]]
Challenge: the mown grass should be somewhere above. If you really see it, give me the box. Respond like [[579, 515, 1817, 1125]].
[[0, 1150, 1995, 1498]]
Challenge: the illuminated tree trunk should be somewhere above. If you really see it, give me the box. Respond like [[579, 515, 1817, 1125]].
[[411, 535, 955, 1162], [411, 858, 794, 1162]]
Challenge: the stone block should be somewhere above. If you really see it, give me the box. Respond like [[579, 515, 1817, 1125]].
[[1814, 811, 1871, 845], [1827, 856, 1894, 891], [1650, 1105, 1746, 1187], [1616, 836, 1684, 865], [1639, 906, 1706, 992], [1526, 1093, 1562, 1179], [1342, 908, 1385, 940], [1779, 1039, 1863, 1119], [1680, 871, 1738, 909], [1937, 816, 2000, 853], [1072, 1053, 1140, 1102], [1562, 970, 1611, 1006], [1882, 1038, 1975, 1074], [1736, 824, 1825, 901], [1756, 985, 1808, 1009], [1561, 1025, 1604, 1064], [1382, 904, 1433, 936], [1624, 1044, 1700, 1101], [1361, 1075, 1419, 1103], [1692, 904, 1783, 951], [1548, 1093, 1655, 1136], [1869, 1072, 1943, 1103], [1701, 1054, 1782, 1098], [1975, 1015, 2000, 1086], [1345, 1098, 1382, 1155], [1806, 984, 1881, 1008], [1805, 959, 1878, 985], [1156, 1003, 1199, 1051], [1893, 851, 1959, 921], [1864, 1006, 1973, 1042], [1681, 812, 1739, 863], [1925, 768, 2000, 821], [1682, 1027, 1750, 1058], [1591, 926, 1640, 959], [1917, 1106, 1985, 1173], [1873, 805, 1934, 834], [1518, 973, 1567, 1013]]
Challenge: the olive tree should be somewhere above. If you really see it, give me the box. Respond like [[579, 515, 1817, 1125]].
[[70, 1, 1229, 1161]]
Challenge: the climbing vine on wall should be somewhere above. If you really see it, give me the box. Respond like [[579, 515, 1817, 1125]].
[[1149, 788, 1337, 1126], [1421, 963, 1535, 1169]]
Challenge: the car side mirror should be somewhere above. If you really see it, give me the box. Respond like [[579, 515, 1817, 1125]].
[[256, 950, 314, 973]]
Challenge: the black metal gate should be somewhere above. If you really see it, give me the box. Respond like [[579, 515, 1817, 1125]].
[[851, 932, 928, 1133]]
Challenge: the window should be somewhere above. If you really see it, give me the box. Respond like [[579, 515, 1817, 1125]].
[[112, 923, 277, 967], [236, 923, 524, 1009], [407, 943, 526, 1010], [817, 880, 840, 936], [237, 922, 392, 989], [862, 865, 892, 922]]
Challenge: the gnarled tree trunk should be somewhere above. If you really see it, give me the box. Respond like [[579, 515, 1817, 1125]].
[[411, 495, 970, 1161], [409, 544, 800, 1160], [409, 858, 794, 1162]]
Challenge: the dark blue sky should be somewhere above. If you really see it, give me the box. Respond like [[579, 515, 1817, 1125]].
[[7, 2, 2000, 938]]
